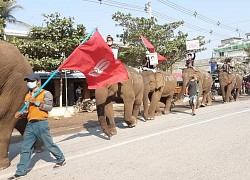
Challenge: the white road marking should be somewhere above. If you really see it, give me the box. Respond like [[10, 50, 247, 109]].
[[2, 108, 250, 179]]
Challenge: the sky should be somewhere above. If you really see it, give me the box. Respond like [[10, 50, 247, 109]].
[[7, 0, 250, 60]]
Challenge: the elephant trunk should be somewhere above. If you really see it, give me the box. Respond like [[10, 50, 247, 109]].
[[174, 78, 188, 101]]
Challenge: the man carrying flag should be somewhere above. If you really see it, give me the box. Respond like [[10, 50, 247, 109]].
[[59, 30, 128, 89]]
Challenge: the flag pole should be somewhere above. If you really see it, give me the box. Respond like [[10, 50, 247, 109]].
[[18, 27, 98, 114], [80, 27, 98, 44]]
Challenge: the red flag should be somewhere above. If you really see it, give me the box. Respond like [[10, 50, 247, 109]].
[[157, 53, 167, 62], [140, 35, 167, 62], [140, 35, 155, 52], [58, 30, 129, 89]]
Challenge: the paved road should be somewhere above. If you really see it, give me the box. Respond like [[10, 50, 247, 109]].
[[1, 98, 250, 180]]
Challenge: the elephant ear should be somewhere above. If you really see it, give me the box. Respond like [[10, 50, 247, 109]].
[[155, 72, 165, 88]]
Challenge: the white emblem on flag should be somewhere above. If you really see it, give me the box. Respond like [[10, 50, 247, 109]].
[[88, 59, 110, 77]]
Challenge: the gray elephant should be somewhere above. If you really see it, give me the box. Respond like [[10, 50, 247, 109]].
[[176, 67, 213, 108], [142, 70, 177, 120], [218, 67, 236, 102], [0, 40, 33, 169], [95, 65, 144, 138], [232, 73, 243, 101]]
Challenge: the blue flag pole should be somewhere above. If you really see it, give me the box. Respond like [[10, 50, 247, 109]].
[[80, 27, 98, 44], [18, 27, 98, 114]]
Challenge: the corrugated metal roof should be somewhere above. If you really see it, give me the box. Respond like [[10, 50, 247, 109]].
[[37, 72, 86, 79]]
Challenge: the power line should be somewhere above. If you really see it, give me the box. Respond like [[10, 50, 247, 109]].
[[82, 0, 145, 13], [82, 0, 231, 39], [156, 0, 247, 35], [153, 11, 230, 39]]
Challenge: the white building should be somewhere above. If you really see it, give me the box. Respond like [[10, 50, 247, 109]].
[[213, 36, 250, 59], [4, 29, 29, 40]]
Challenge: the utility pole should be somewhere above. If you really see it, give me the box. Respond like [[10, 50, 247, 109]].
[[145, 0, 152, 18]]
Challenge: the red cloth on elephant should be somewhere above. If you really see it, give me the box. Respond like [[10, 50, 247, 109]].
[[59, 30, 129, 89]]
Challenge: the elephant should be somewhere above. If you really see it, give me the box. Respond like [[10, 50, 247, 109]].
[[231, 73, 243, 101], [0, 40, 33, 169], [177, 67, 213, 108], [219, 71, 244, 103], [95, 65, 144, 138], [218, 67, 237, 102], [141, 70, 177, 120]]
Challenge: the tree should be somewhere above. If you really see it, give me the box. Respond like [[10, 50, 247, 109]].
[[0, 0, 30, 40], [0, 18, 4, 39], [112, 12, 205, 70], [8, 13, 87, 71], [0, 0, 30, 28]]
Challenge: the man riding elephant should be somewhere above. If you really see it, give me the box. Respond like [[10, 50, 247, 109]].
[[218, 58, 237, 103]]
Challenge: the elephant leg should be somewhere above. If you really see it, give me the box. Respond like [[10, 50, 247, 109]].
[[96, 104, 112, 138], [0, 124, 13, 170], [97, 114, 112, 138], [155, 105, 162, 116], [221, 86, 226, 102], [196, 95, 201, 109], [235, 89, 240, 100], [148, 92, 161, 120], [105, 102, 117, 136], [237, 89, 240, 100], [132, 97, 142, 120], [143, 93, 150, 121], [206, 92, 212, 106], [201, 91, 209, 107], [123, 96, 137, 127], [0, 74, 28, 169], [226, 85, 233, 102], [162, 96, 173, 114]]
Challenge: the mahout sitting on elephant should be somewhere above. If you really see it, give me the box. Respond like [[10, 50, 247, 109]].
[[95, 65, 144, 138], [176, 67, 213, 108], [0, 40, 33, 169], [141, 70, 177, 120], [218, 58, 244, 103]]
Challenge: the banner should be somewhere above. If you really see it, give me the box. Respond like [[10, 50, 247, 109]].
[[186, 40, 200, 50], [146, 52, 158, 65]]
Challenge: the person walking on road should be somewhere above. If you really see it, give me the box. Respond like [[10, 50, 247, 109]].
[[185, 75, 199, 116], [8, 73, 65, 179]]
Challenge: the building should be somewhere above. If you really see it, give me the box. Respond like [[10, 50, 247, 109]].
[[39, 71, 94, 107], [213, 37, 250, 59], [4, 29, 29, 40], [212, 35, 250, 75]]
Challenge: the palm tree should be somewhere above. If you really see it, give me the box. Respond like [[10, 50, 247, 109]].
[[0, 0, 30, 28]]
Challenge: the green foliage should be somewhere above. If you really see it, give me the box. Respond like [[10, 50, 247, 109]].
[[112, 12, 205, 70], [8, 13, 87, 71], [244, 47, 250, 58], [0, 18, 4, 39], [0, 0, 29, 28]]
